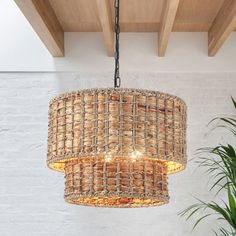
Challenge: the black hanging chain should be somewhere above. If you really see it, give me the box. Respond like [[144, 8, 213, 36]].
[[114, 0, 121, 88]]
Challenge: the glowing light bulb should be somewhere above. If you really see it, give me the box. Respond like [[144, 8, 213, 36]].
[[131, 150, 142, 161], [104, 154, 112, 162]]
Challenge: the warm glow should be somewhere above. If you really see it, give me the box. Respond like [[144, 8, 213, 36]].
[[131, 150, 142, 161], [104, 154, 112, 162]]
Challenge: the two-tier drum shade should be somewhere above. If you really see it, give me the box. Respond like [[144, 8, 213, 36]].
[[47, 88, 187, 207]]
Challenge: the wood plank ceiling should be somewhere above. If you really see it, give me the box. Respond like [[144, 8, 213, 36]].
[[14, 0, 236, 57]]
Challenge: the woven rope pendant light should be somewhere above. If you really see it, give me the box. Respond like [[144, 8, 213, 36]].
[[47, 1, 187, 208], [47, 89, 187, 207]]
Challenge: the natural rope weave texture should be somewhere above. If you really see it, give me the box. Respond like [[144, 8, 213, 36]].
[[64, 157, 169, 207], [47, 88, 187, 174]]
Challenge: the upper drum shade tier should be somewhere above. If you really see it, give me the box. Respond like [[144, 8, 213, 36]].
[[47, 88, 187, 174]]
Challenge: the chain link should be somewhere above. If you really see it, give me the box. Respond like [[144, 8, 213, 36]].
[[114, 0, 121, 88]]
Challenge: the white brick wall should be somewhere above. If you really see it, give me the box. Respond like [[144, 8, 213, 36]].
[[0, 72, 235, 236]]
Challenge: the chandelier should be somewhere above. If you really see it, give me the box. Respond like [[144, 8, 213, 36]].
[[47, 0, 187, 208]]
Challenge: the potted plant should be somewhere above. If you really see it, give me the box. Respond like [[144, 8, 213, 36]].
[[180, 98, 236, 236]]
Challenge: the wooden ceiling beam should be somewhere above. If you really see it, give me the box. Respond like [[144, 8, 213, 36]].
[[14, 0, 64, 57], [158, 0, 179, 56], [208, 0, 236, 56], [96, 0, 114, 57]]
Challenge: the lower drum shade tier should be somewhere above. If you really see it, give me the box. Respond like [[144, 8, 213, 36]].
[[64, 157, 169, 208]]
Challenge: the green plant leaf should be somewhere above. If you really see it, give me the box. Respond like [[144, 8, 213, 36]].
[[180, 97, 236, 235], [232, 97, 236, 110], [192, 214, 212, 230]]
